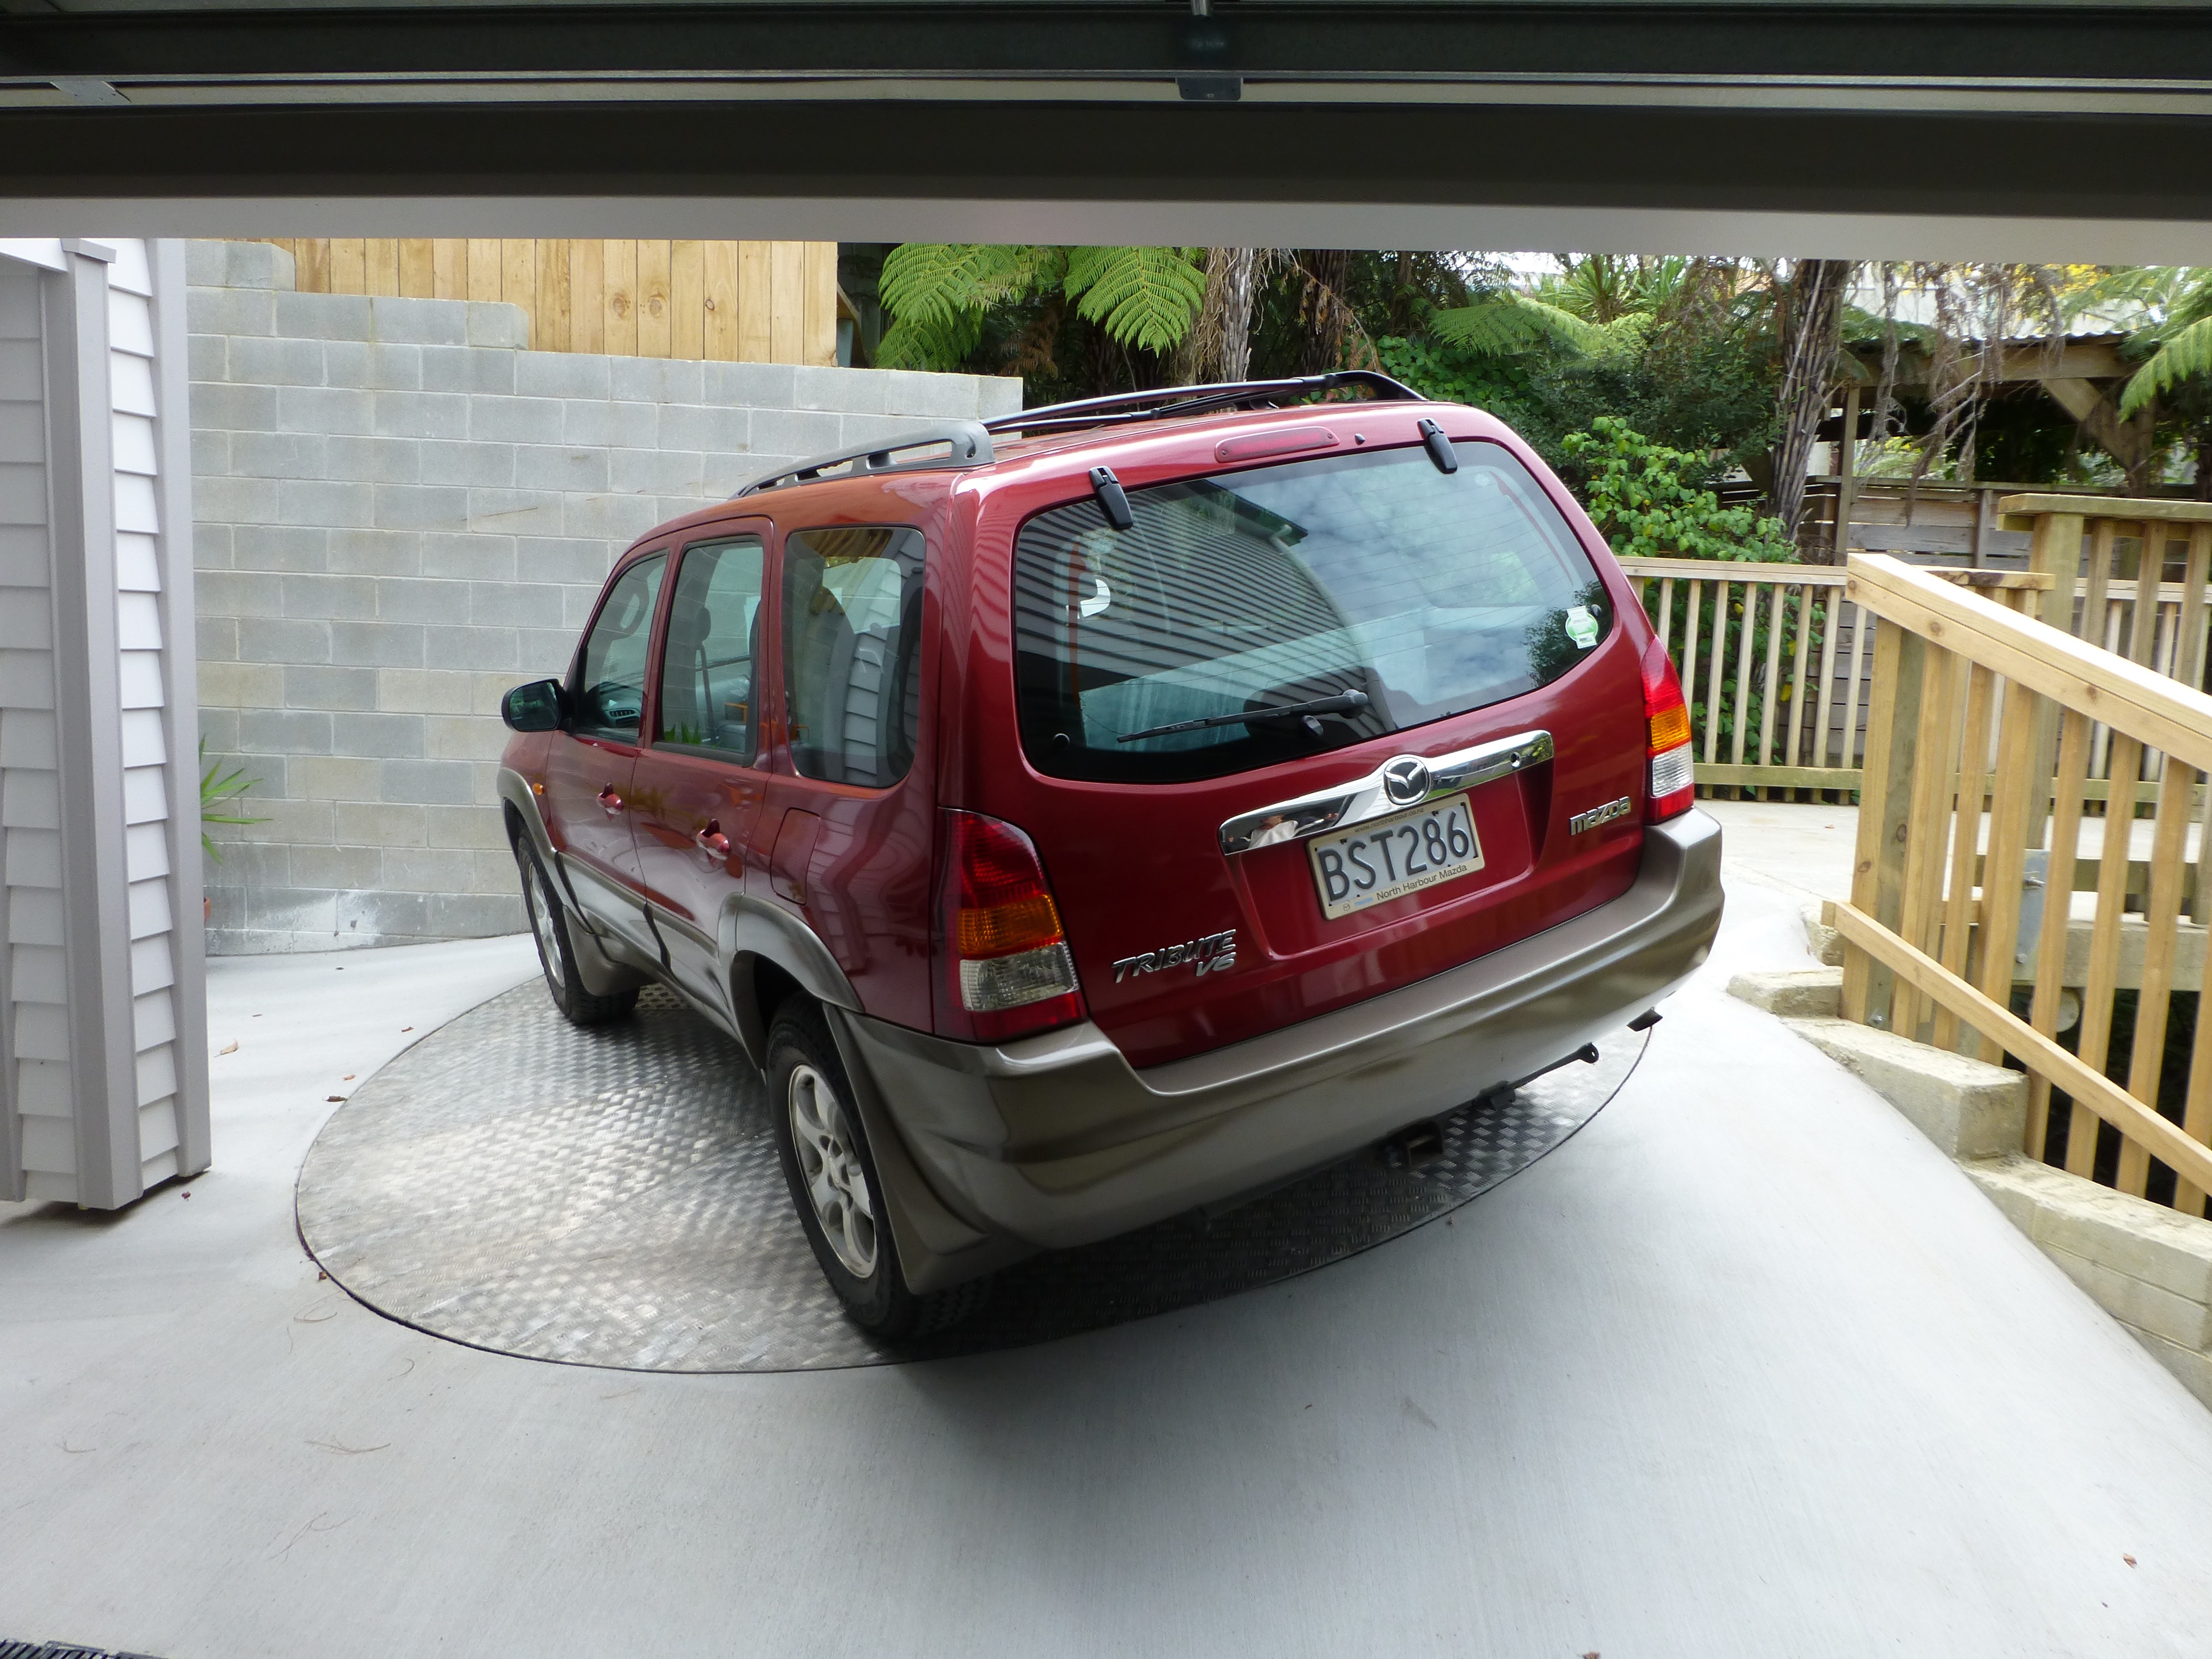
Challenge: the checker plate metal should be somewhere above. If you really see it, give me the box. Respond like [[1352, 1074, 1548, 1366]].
[[298, 983, 1643, 1371]]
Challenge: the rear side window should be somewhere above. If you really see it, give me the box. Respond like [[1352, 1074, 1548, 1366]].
[[571, 551, 666, 739], [1012, 442, 1611, 782], [782, 524, 926, 788]]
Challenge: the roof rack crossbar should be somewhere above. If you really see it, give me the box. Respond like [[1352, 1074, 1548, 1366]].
[[983, 370, 1420, 438], [730, 420, 994, 499]]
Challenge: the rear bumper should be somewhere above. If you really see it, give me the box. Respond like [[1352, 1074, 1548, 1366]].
[[845, 809, 1723, 1252]]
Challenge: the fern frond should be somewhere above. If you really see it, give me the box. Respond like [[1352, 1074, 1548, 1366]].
[[2119, 313, 2212, 416], [873, 311, 985, 373], [879, 245, 1054, 331], [1065, 246, 1206, 355], [1429, 293, 1597, 356]]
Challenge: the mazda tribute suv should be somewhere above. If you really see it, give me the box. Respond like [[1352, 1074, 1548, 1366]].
[[498, 371, 1723, 1335]]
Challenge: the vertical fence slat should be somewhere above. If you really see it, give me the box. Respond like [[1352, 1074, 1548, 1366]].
[[1756, 581, 1785, 793], [1655, 578, 1674, 662], [1843, 621, 1911, 1027], [1935, 662, 1997, 1053], [2182, 523, 2212, 692], [1843, 603, 1871, 771], [1729, 579, 1759, 776], [1679, 579, 1703, 754], [1705, 580, 1730, 768], [1813, 590, 1842, 770], [1974, 677, 2042, 1066], [2028, 710, 2092, 1160], [1785, 582, 1815, 776], [2068, 734, 2146, 1178], [2113, 753, 2194, 1196], [1895, 645, 1966, 1040]]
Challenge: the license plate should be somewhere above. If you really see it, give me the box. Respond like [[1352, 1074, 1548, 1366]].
[[1308, 792, 1483, 920]]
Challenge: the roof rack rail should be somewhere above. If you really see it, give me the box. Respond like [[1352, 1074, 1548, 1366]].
[[730, 420, 994, 499], [982, 370, 1422, 438]]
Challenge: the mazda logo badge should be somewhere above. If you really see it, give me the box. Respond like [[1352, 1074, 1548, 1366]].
[[1381, 757, 1431, 806]]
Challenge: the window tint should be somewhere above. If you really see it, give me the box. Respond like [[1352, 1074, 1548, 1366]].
[[1012, 442, 1610, 783], [571, 552, 666, 739], [657, 538, 764, 759], [782, 525, 925, 788]]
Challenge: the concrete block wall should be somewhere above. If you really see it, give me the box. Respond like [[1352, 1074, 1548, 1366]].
[[189, 239, 1022, 953]]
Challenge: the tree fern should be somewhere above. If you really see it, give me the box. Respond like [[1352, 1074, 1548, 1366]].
[[1064, 246, 1207, 355], [878, 244, 1058, 332], [2121, 314, 2212, 416], [1429, 293, 1598, 356], [2118, 272, 2212, 416]]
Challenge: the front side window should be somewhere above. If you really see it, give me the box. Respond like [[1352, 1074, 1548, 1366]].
[[657, 537, 765, 759], [571, 551, 666, 739], [1012, 441, 1611, 783], [782, 525, 926, 787]]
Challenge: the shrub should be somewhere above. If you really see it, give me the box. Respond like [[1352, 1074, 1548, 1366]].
[[1560, 416, 1796, 562]]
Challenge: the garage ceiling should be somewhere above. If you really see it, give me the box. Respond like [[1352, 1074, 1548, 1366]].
[[5, 2, 2212, 257]]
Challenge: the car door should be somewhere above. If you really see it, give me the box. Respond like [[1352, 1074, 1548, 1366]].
[[628, 529, 772, 1010], [543, 548, 667, 962], [756, 522, 936, 1030]]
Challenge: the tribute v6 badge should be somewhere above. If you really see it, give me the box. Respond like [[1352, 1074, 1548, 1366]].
[[1113, 929, 1237, 984]]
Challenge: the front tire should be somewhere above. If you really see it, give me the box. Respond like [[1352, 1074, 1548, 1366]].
[[516, 838, 638, 1027], [766, 998, 984, 1339]]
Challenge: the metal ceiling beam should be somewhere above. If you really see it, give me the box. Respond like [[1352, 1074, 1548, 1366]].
[[3, 3, 2212, 91]]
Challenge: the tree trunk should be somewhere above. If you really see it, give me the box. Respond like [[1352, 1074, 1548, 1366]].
[[1296, 249, 1352, 376], [1184, 247, 1264, 384], [1768, 259, 1855, 537]]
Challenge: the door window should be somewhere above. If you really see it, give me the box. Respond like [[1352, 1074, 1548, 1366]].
[[656, 537, 765, 760], [571, 551, 666, 739], [782, 525, 926, 787]]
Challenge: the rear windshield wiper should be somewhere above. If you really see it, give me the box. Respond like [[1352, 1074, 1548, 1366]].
[[1117, 690, 1370, 743]]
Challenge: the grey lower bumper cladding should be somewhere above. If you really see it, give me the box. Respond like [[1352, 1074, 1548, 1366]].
[[844, 811, 1725, 1251]]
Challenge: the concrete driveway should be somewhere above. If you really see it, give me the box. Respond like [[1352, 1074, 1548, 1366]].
[[6, 843, 2211, 1658]]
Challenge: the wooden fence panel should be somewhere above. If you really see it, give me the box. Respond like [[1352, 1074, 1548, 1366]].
[[253, 237, 841, 366]]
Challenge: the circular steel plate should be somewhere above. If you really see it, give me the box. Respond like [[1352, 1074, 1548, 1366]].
[[299, 983, 1645, 1372]]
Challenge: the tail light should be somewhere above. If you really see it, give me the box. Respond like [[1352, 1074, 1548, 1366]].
[[933, 809, 1085, 1043], [1642, 634, 1696, 822]]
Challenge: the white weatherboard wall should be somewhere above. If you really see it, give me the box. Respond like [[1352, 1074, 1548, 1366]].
[[0, 238, 207, 1208]]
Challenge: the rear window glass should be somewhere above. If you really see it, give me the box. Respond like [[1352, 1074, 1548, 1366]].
[[1011, 440, 1612, 783]]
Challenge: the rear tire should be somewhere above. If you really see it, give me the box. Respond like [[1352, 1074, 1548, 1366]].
[[767, 997, 986, 1339], [516, 838, 638, 1027]]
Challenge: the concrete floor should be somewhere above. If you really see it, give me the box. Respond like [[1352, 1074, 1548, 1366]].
[[8, 814, 2212, 1658]]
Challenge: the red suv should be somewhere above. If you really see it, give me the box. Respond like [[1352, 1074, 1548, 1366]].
[[498, 372, 1722, 1335]]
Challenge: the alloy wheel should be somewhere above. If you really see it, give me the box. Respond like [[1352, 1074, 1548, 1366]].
[[786, 1062, 878, 1278], [527, 863, 566, 990]]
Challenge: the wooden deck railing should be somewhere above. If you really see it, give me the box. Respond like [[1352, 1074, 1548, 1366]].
[[1826, 552, 2212, 1217], [1621, 558, 1856, 795], [1622, 499, 2212, 801], [1620, 557, 2041, 799]]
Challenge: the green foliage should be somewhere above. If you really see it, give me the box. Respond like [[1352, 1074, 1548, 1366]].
[[1427, 292, 1596, 357], [1371, 335, 1533, 421], [1063, 246, 1208, 356], [875, 243, 1204, 372], [2122, 311, 2212, 418], [1560, 417, 1796, 562], [198, 737, 263, 861]]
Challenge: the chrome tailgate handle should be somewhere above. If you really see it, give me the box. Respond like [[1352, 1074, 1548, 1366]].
[[1218, 730, 1552, 856]]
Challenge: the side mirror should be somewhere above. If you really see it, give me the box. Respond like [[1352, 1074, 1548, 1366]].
[[501, 679, 568, 733]]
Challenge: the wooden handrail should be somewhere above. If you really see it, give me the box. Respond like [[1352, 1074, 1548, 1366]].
[[1999, 494, 2212, 529], [1826, 899, 2212, 1197], [1844, 554, 2212, 775]]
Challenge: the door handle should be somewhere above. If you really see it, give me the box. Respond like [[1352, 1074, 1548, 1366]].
[[694, 820, 731, 859], [597, 784, 624, 814]]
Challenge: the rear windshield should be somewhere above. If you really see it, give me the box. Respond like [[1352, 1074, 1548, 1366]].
[[1011, 439, 1612, 783]]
